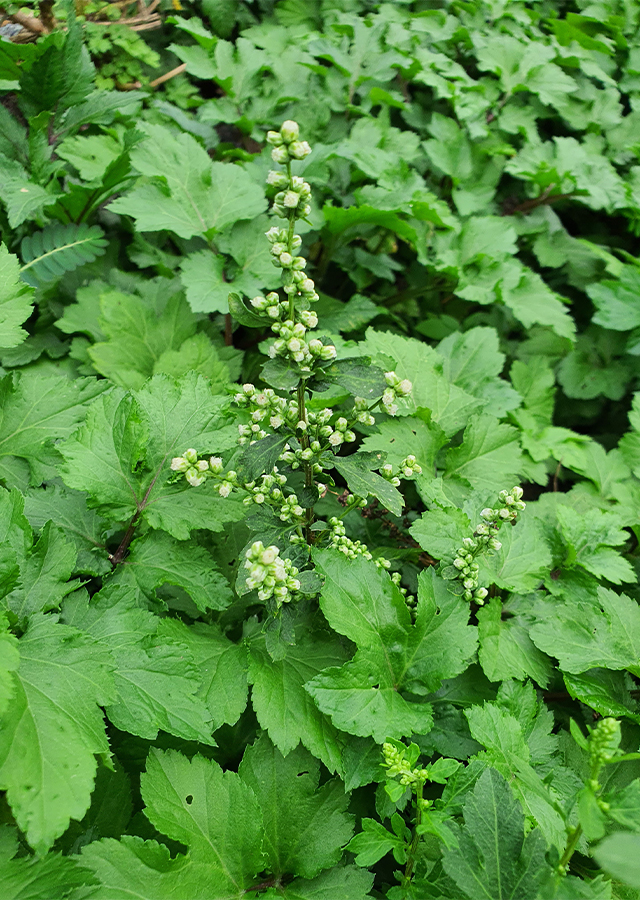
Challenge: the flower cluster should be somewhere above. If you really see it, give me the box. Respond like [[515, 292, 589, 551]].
[[266, 120, 312, 167], [380, 455, 422, 487], [382, 741, 429, 789], [447, 486, 526, 604], [382, 371, 413, 415], [328, 517, 391, 569], [171, 450, 237, 495], [588, 718, 622, 783], [268, 318, 336, 371], [244, 540, 301, 605], [242, 471, 305, 523]]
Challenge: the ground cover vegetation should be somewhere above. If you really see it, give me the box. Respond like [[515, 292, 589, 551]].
[[2, 0, 640, 896]]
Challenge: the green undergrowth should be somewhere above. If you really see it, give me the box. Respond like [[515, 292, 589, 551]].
[[2, 0, 640, 897]]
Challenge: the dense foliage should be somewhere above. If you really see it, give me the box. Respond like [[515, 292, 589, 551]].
[[3, 0, 640, 897]]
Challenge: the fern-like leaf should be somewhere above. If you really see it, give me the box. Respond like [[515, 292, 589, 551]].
[[20, 224, 108, 286]]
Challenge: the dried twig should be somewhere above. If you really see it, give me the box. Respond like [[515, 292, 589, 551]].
[[148, 62, 186, 88]]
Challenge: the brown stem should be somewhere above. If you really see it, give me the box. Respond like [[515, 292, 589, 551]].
[[224, 313, 233, 346], [109, 512, 140, 567], [505, 190, 576, 217], [148, 63, 187, 88]]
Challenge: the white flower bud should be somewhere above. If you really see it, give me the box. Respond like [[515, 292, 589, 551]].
[[266, 131, 283, 146], [283, 191, 300, 209], [328, 432, 343, 446], [184, 449, 198, 464], [171, 457, 188, 472], [186, 468, 205, 487], [271, 146, 289, 164], [289, 140, 311, 159], [280, 120, 299, 143]]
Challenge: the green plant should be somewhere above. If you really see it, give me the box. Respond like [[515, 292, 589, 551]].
[[4, 2, 640, 897]]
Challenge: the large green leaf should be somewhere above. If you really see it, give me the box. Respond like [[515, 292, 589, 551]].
[[62, 589, 215, 743], [0, 614, 115, 854], [60, 374, 242, 537], [0, 371, 107, 485], [238, 734, 353, 878], [442, 768, 549, 900], [141, 749, 263, 892], [109, 124, 266, 239], [0, 245, 34, 350], [247, 628, 349, 773]]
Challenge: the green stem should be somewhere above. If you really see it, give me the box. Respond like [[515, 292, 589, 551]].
[[556, 824, 582, 876], [297, 380, 315, 543], [403, 784, 423, 886]]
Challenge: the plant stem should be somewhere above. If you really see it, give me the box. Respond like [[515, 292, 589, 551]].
[[110, 512, 140, 566], [297, 380, 315, 543], [556, 824, 582, 876], [403, 783, 423, 886]]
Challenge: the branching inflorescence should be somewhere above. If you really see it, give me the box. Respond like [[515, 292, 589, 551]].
[[442, 486, 526, 604], [170, 121, 420, 609]]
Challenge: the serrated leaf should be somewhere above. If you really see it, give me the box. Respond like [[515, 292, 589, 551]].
[[478, 514, 552, 593], [478, 598, 553, 687], [5, 522, 77, 620], [305, 652, 434, 742], [158, 619, 247, 729], [141, 749, 263, 890], [0, 158, 59, 228], [347, 818, 407, 867], [260, 866, 374, 900], [530, 587, 640, 677], [81, 836, 208, 899], [444, 414, 523, 493], [323, 358, 387, 401], [109, 530, 233, 612], [20, 224, 108, 288], [247, 629, 348, 772], [88, 290, 197, 390], [0, 614, 115, 854], [19, 17, 94, 117], [109, 124, 266, 239], [0, 825, 96, 900], [179, 251, 229, 314], [360, 329, 485, 435], [237, 433, 290, 482], [313, 548, 410, 650], [442, 768, 549, 900], [0, 371, 107, 484], [464, 704, 565, 848], [56, 132, 123, 183], [24, 483, 110, 576], [62, 589, 215, 744], [436, 327, 521, 418], [564, 669, 640, 723], [588, 266, 640, 332], [238, 734, 353, 878], [332, 453, 404, 516], [410, 506, 471, 560], [556, 506, 635, 585], [61, 374, 242, 537], [0, 245, 34, 350], [154, 333, 230, 390]]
